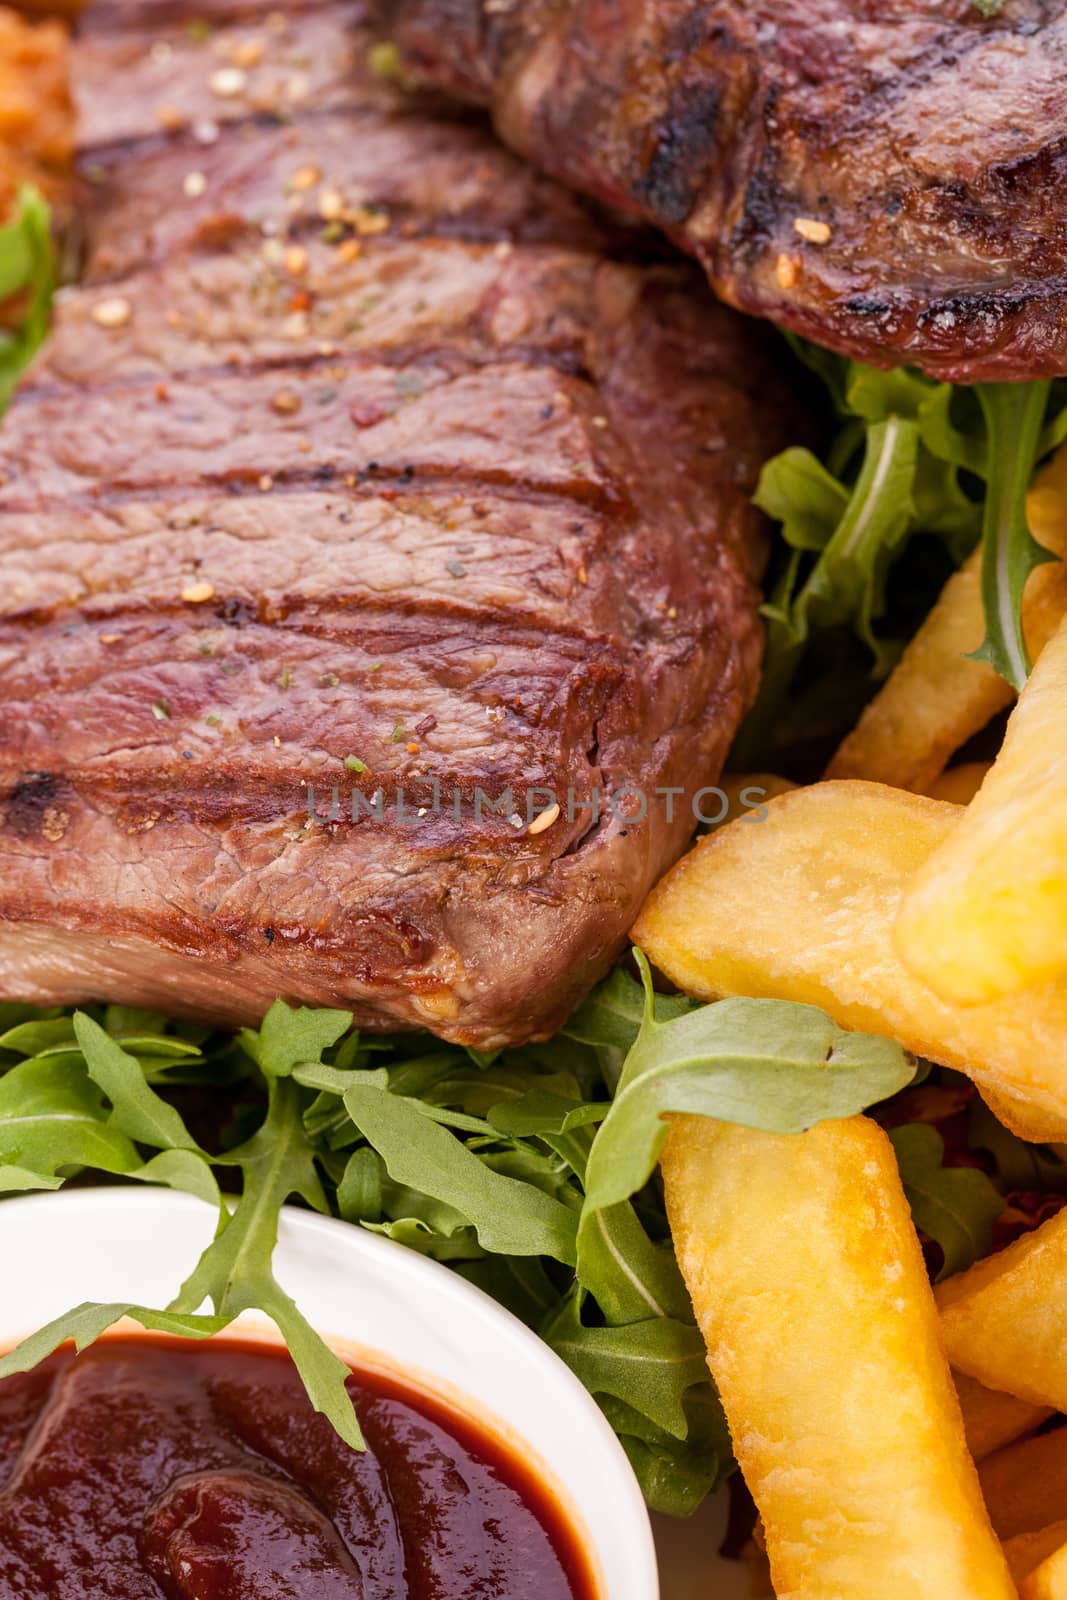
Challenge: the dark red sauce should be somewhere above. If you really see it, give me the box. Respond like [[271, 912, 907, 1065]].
[[0, 1336, 598, 1599]]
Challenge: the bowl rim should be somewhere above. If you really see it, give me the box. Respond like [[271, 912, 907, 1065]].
[[0, 1186, 660, 1599]]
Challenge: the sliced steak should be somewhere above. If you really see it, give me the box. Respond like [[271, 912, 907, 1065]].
[[378, 0, 1067, 382], [0, 0, 793, 1046]]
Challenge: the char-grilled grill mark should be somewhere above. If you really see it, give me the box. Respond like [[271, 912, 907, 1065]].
[[0, 0, 794, 1044], [380, 0, 1067, 380]]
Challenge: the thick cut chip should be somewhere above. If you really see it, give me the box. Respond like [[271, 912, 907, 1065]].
[[661, 1113, 1014, 1599], [1003, 1523, 1067, 1589], [896, 612, 1067, 1005], [927, 763, 992, 806], [1022, 1541, 1067, 1600], [977, 1428, 1067, 1541], [953, 1369, 1052, 1463], [633, 781, 1067, 1129], [826, 443, 1067, 792], [938, 1205, 1067, 1414]]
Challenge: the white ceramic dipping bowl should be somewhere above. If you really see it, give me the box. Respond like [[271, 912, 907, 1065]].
[[0, 1187, 659, 1599]]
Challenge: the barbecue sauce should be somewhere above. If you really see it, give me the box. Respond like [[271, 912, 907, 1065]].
[[0, 1337, 597, 1599]]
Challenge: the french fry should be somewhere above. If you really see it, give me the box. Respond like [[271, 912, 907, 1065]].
[[661, 1113, 1014, 1598], [896, 612, 1067, 1004], [977, 1428, 1067, 1540], [926, 762, 992, 806], [1003, 1522, 1067, 1588], [1022, 1539, 1067, 1600], [632, 780, 1067, 1126], [953, 1369, 1052, 1462], [937, 1204, 1067, 1413], [716, 772, 795, 826], [826, 442, 1067, 792]]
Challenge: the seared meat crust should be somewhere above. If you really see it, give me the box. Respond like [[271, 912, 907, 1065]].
[[379, 0, 1067, 381], [0, 0, 792, 1045]]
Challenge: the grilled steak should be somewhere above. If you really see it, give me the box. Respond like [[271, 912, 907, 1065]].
[[378, 0, 1067, 382], [0, 0, 792, 1046]]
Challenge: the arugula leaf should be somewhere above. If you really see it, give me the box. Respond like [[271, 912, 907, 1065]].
[[584, 953, 914, 1213], [238, 999, 352, 1079], [340, 1082, 579, 1263], [169, 1076, 363, 1449], [543, 1292, 709, 1439], [744, 343, 1067, 759], [890, 1124, 1005, 1279], [0, 1304, 225, 1381], [0, 187, 54, 414], [74, 1012, 202, 1153], [968, 1096, 1067, 1193], [0, 1057, 143, 1182], [601, 1389, 732, 1518], [970, 382, 1058, 690]]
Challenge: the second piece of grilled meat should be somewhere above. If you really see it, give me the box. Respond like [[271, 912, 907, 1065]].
[[379, 0, 1067, 382]]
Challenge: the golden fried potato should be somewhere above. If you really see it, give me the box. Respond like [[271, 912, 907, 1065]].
[[633, 780, 1067, 1125], [927, 762, 993, 806], [0, 7, 73, 220], [1022, 1540, 1067, 1600], [661, 1113, 1013, 1598], [953, 1369, 1052, 1462], [897, 612, 1067, 1004], [1003, 1522, 1067, 1588], [826, 443, 1067, 792], [715, 772, 796, 826], [977, 1428, 1067, 1540], [938, 1204, 1067, 1412]]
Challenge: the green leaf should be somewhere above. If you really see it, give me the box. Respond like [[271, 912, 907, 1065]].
[[601, 1388, 733, 1517], [970, 381, 1058, 690], [544, 1293, 709, 1439], [0, 1057, 142, 1183], [576, 1200, 691, 1324], [0, 187, 55, 413], [890, 1124, 1006, 1279], [753, 447, 849, 552], [341, 1083, 579, 1263], [0, 1303, 225, 1381], [239, 999, 353, 1079], [132, 1149, 223, 1211], [170, 1077, 362, 1449], [73, 1012, 201, 1152], [562, 966, 691, 1051], [968, 1096, 1067, 1193], [584, 953, 914, 1213]]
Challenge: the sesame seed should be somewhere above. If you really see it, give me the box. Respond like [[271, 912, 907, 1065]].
[[151, 700, 171, 721], [318, 188, 344, 221], [91, 297, 132, 329], [591, 415, 608, 429], [284, 244, 309, 277], [273, 735, 281, 746], [527, 801, 560, 835], [259, 474, 274, 492], [181, 580, 215, 603], [271, 388, 302, 415], [793, 216, 832, 245], [337, 239, 362, 264], [209, 66, 247, 98], [193, 118, 220, 145], [156, 104, 186, 133], [183, 170, 208, 198], [290, 164, 321, 191], [775, 251, 800, 289], [99, 633, 121, 645]]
